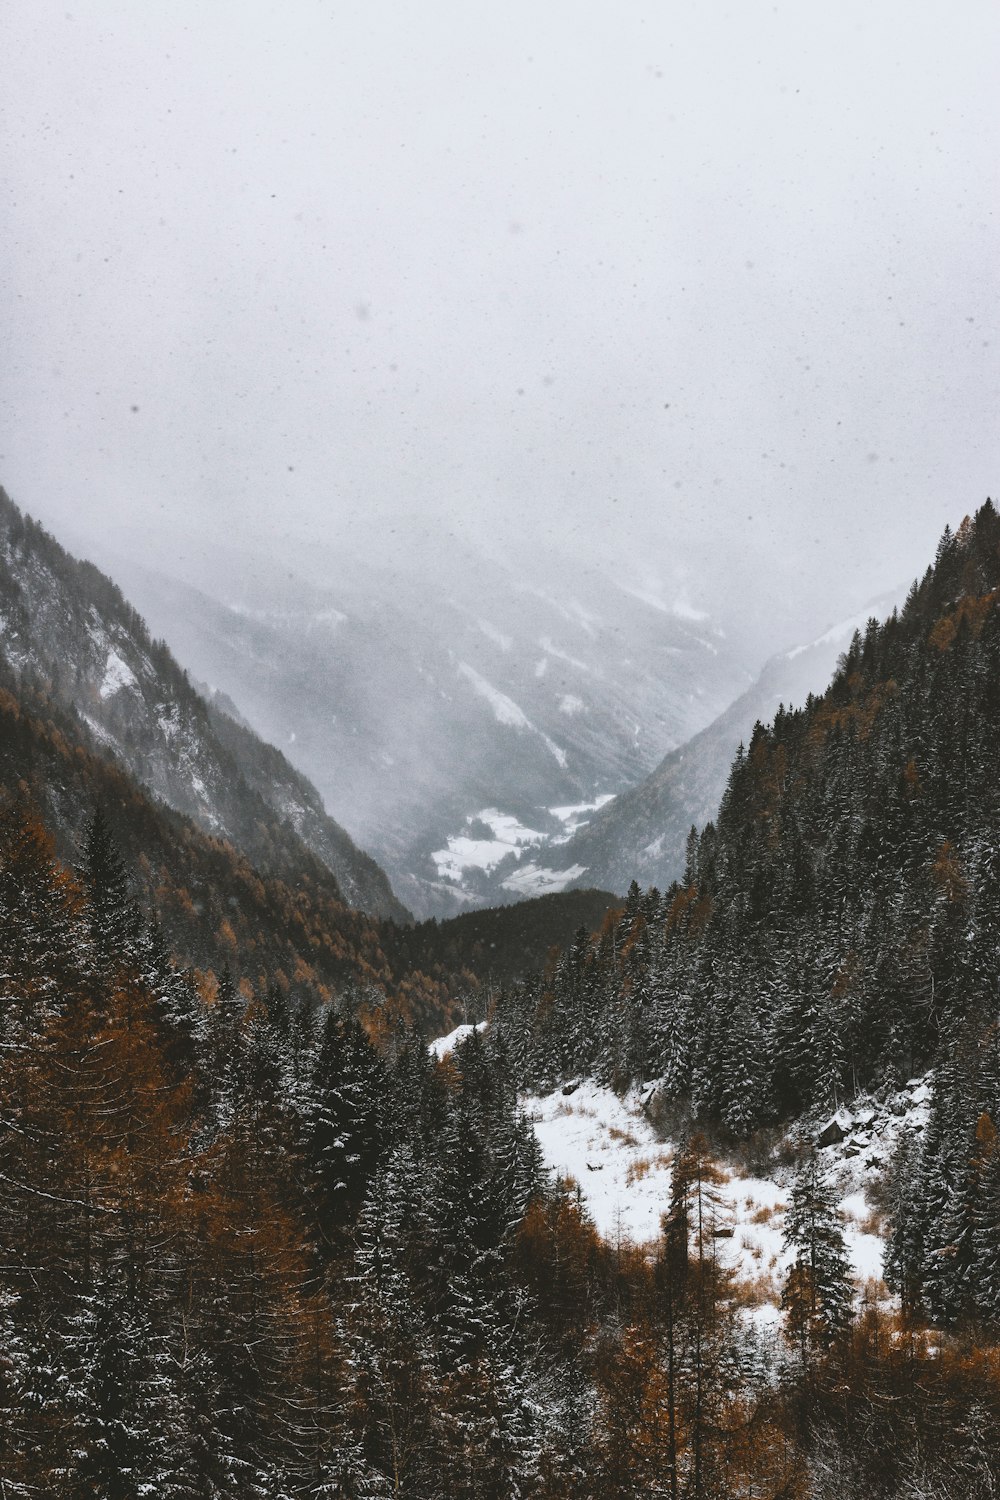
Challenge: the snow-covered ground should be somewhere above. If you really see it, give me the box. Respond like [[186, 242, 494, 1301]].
[[549, 794, 615, 841], [524, 1082, 809, 1289], [430, 1028, 930, 1305], [430, 796, 613, 892], [428, 1022, 487, 1060], [525, 1082, 674, 1245], [431, 808, 545, 882], [500, 861, 589, 897], [521, 1078, 932, 1299]]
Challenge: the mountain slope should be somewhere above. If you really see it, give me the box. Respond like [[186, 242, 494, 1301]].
[[99, 534, 756, 916], [548, 591, 904, 893], [495, 502, 1000, 1130], [0, 489, 408, 920]]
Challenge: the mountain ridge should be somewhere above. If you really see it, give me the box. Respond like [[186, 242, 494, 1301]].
[[91, 536, 757, 916], [0, 487, 409, 921], [545, 587, 906, 894]]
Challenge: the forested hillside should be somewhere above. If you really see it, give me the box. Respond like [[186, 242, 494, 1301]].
[[497, 503, 1000, 1122], [2, 802, 999, 1497], [0, 488, 408, 920], [0, 645, 626, 1034], [546, 589, 902, 897], [490, 503, 1000, 1343], [0, 668, 464, 1027]]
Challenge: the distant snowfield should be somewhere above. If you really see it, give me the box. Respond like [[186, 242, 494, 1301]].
[[500, 861, 589, 897], [430, 808, 545, 882], [429, 796, 612, 894], [549, 794, 615, 841]]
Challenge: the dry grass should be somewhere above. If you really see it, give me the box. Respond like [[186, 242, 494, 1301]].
[[750, 1202, 784, 1226], [731, 1271, 780, 1309], [625, 1152, 672, 1185]]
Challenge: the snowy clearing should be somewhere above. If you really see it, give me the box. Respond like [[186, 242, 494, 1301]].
[[501, 862, 588, 897], [521, 1079, 913, 1297], [549, 794, 615, 841]]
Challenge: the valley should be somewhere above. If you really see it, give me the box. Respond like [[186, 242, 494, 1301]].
[[100, 535, 759, 916], [3, 493, 1000, 1496]]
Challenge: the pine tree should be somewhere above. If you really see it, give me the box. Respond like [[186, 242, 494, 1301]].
[[62, 1273, 182, 1499], [301, 1006, 385, 1243], [81, 807, 139, 977], [781, 1155, 853, 1357], [350, 1144, 443, 1496]]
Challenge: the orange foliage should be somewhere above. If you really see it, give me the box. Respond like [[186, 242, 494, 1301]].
[[932, 840, 968, 904], [929, 589, 999, 651]]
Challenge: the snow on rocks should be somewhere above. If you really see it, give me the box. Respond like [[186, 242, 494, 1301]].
[[811, 1075, 932, 1181]]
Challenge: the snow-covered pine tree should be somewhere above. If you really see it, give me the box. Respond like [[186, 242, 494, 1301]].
[[781, 1155, 853, 1357], [300, 1005, 385, 1240]]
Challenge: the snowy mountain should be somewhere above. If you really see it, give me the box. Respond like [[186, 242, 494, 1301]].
[[540, 589, 905, 895], [102, 533, 756, 917], [0, 490, 408, 920]]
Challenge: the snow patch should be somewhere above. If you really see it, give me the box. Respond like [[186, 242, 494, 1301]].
[[550, 794, 615, 836], [81, 712, 117, 748], [99, 650, 138, 700], [539, 636, 591, 674], [457, 662, 530, 728], [501, 862, 588, 897], [429, 1022, 486, 1060], [158, 708, 180, 742], [787, 609, 873, 660], [540, 732, 568, 769], [672, 598, 710, 623], [558, 694, 585, 716], [477, 618, 513, 652], [86, 617, 109, 652], [431, 808, 544, 882]]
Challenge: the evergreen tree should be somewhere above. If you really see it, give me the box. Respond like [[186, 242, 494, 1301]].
[[781, 1155, 853, 1357]]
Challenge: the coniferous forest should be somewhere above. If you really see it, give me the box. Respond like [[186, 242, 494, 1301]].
[[5, 506, 1000, 1497]]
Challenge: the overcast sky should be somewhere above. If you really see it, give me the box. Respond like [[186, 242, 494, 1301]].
[[2, 1, 997, 636]]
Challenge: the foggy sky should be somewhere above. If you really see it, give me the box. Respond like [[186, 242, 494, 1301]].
[[2, 1, 998, 639]]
